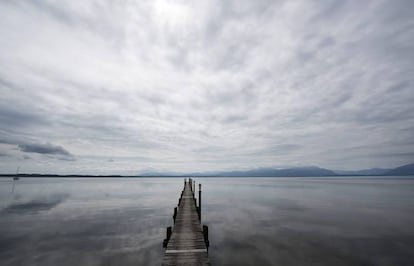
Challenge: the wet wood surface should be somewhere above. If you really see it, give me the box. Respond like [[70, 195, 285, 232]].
[[162, 180, 210, 266]]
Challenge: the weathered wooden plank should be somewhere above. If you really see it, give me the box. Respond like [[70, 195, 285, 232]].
[[161, 179, 210, 266]]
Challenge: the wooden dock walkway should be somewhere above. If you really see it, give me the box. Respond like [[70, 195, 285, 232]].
[[162, 178, 211, 266]]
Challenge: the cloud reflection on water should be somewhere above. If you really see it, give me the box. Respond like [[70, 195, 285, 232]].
[[1, 193, 69, 214], [200, 177, 414, 266], [0, 177, 414, 266], [0, 178, 180, 266]]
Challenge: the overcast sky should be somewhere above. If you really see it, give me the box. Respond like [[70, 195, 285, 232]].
[[0, 0, 413, 174]]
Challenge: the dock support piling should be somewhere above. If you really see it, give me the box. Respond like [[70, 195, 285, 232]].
[[198, 184, 202, 221], [163, 226, 172, 248], [173, 207, 177, 223], [203, 225, 209, 250]]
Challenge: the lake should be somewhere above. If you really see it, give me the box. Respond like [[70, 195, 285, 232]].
[[0, 177, 413, 265]]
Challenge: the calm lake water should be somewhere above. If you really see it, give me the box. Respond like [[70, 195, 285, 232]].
[[0, 177, 414, 265]]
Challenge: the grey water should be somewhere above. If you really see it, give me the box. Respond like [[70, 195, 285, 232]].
[[0, 177, 414, 266]]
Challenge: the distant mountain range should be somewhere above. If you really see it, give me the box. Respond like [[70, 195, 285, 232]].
[[1, 163, 413, 177], [386, 163, 414, 176], [333, 163, 414, 176], [189, 166, 337, 177], [333, 168, 391, 176], [141, 163, 414, 177]]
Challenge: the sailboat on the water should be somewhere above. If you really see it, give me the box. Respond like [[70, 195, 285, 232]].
[[11, 167, 20, 193], [13, 166, 20, 180]]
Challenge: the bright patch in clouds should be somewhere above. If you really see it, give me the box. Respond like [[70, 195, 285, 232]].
[[154, 0, 191, 28], [0, 0, 413, 174]]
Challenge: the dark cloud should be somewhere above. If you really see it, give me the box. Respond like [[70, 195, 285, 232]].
[[18, 143, 72, 156]]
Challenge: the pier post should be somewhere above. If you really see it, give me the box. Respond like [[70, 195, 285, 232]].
[[163, 226, 172, 248], [198, 184, 202, 221], [203, 225, 209, 250], [193, 180, 195, 198], [173, 207, 177, 223]]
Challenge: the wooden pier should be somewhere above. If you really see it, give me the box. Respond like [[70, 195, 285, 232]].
[[162, 178, 211, 266]]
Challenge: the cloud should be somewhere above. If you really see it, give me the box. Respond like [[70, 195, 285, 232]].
[[18, 142, 72, 156], [0, 136, 75, 161], [0, 0, 413, 173]]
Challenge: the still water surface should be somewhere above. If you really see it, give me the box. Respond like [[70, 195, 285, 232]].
[[0, 177, 413, 265]]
